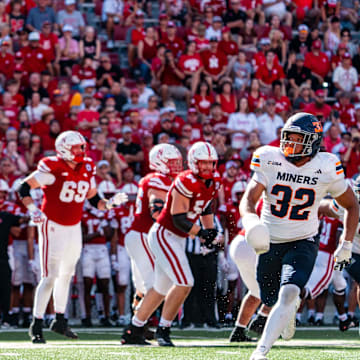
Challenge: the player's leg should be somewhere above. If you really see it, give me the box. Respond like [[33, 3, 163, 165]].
[[115, 244, 131, 326], [229, 234, 262, 341], [345, 253, 360, 328], [150, 225, 194, 346], [125, 230, 155, 294], [30, 219, 61, 343], [347, 280, 360, 327], [82, 246, 96, 326], [314, 289, 328, 325], [251, 238, 318, 359], [96, 244, 112, 326], [50, 222, 82, 339]]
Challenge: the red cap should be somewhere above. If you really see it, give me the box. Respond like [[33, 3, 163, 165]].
[[188, 107, 197, 114], [342, 52, 351, 59], [312, 39, 322, 49], [1, 41, 10, 46], [222, 26, 230, 33], [130, 88, 140, 95], [338, 43, 347, 50], [159, 13, 168, 20], [94, 92, 104, 100], [14, 64, 23, 72], [15, 51, 22, 59], [167, 21, 176, 28], [315, 89, 325, 97]]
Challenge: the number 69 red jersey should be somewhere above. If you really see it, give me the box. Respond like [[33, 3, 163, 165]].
[[157, 170, 222, 237], [36, 156, 96, 226]]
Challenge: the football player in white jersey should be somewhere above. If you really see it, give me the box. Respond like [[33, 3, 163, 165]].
[[241, 113, 359, 360]]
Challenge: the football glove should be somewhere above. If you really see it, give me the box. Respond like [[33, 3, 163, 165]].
[[197, 228, 218, 248], [111, 254, 121, 272], [334, 240, 352, 271], [28, 204, 44, 224], [243, 213, 270, 255], [28, 259, 39, 275], [106, 192, 128, 209]]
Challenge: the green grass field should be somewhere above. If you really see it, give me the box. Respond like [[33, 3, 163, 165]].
[[0, 327, 359, 360]]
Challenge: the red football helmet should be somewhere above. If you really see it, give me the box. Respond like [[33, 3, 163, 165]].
[[55, 131, 87, 164], [187, 141, 218, 179]]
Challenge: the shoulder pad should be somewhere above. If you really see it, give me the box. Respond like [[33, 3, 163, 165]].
[[250, 145, 280, 172], [174, 171, 198, 198], [316, 153, 344, 178], [148, 173, 172, 192], [37, 156, 59, 173]]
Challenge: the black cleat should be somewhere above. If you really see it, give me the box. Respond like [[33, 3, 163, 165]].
[[350, 315, 359, 328], [81, 317, 93, 327], [29, 319, 46, 344], [50, 316, 78, 339], [100, 317, 113, 327], [155, 326, 174, 347], [121, 324, 150, 345], [296, 319, 302, 327], [248, 314, 267, 335], [315, 319, 324, 326], [339, 316, 352, 332], [307, 315, 315, 326], [144, 324, 155, 340], [229, 326, 256, 342]]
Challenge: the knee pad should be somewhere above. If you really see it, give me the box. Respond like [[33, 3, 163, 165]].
[[39, 276, 56, 291], [279, 284, 300, 307], [333, 287, 346, 296]]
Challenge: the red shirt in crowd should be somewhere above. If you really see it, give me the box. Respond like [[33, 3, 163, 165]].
[[201, 49, 228, 76], [39, 32, 58, 62], [273, 95, 291, 114], [77, 109, 100, 139], [19, 46, 48, 74], [163, 37, 185, 58], [333, 102, 356, 129], [256, 62, 285, 84], [304, 51, 331, 79], [218, 40, 239, 56], [178, 54, 203, 73], [0, 53, 14, 80], [304, 102, 332, 120], [191, 94, 215, 115], [131, 28, 146, 46]]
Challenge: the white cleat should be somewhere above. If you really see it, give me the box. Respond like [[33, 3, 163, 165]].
[[250, 350, 268, 360], [281, 296, 301, 340]]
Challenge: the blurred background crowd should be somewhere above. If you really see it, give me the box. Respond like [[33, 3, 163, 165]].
[[0, 0, 359, 331]]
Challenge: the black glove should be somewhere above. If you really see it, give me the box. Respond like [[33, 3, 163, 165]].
[[197, 228, 218, 248]]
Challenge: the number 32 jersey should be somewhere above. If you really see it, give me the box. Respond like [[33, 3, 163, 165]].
[[35, 156, 96, 226], [157, 170, 222, 237], [250, 146, 348, 243]]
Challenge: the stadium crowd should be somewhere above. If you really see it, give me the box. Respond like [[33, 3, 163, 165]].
[[0, 0, 359, 334]]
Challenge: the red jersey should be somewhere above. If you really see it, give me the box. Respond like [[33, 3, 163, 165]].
[[37, 156, 96, 226], [201, 50, 228, 76], [19, 46, 48, 74], [332, 102, 356, 129], [222, 177, 236, 203], [81, 208, 108, 245], [163, 37, 185, 58], [72, 64, 96, 82], [131, 172, 172, 234], [39, 33, 59, 62], [157, 170, 222, 237], [108, 203, 135, 246], [218, 40, 239, 56], [218, 203, 242, 242], [194, 38, 210, 51], [273, 95, 291, 114], [191, 94, 215, 115], [246, 91, 267, 112], [304, 51, 331, 78], [255, 63, 285, 84], [131, 28, 146, 45], [178, 54, 203, 73], [0, 53, 14, 79], [319, 216, 341, 254]]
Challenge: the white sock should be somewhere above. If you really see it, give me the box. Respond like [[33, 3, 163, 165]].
[[258, 310, 268, 317], [235, 322, 246, 328], [77, 282, 86, 319], [315, 312, 323, 321], [256, 284, 300, 354], [132, 315, 147, 327], [307, 309, 315, 318], [159, 317, 172, 328], [23, 307, 31, 313], [33, 277, 56, 319], [53, 274, 73, 314], [11, 307, 20, 314], [339, 313, 348, 321]]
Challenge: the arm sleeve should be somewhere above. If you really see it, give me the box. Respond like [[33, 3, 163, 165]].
[[174, 177, 193, 198], [249, 149, 268, 187], [327, 159, 347, 198], [33, 170, 56, 186]]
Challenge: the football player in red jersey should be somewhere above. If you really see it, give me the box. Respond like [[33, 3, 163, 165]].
[[17, 131, 128, 344], [124, 144, 182, 314], [108, 182, 137, 327], [122, 142, 221, 346]]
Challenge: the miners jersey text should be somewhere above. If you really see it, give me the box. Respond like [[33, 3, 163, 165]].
[[250, 146, 347, 243]]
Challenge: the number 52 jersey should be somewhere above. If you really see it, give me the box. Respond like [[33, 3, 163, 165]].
[[34, 156, 96, 226], [250, 146, 348, 243]]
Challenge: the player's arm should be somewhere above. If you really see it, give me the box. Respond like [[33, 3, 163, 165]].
[[318, 198, 339, 219], [27, 225, 35, 261], [18, 173, 42, 209], [334, 186, 359, 245], [148, 188, 167, 221], [239, 178, 269, 254], [87, 188, 128, 210], [170, 188, 201, 236]]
